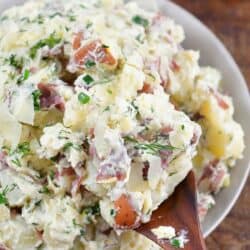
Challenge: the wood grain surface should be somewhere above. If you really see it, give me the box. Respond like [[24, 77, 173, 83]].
[[172, 1, 250, 249]]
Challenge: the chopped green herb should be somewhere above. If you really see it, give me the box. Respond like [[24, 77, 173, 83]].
[[86, 21, 93, 29], [72, 219, 82, 227], [170, 238, 181, 248], [20, 17, 30, 23], [103, 106, 111, 112], [35, 14, 44, 24], [80, 229, 85, 236], [148, 73, 156, 80], [0, 188, 9, 205], [181, 124, 185, 130], [39, 186, 51, 195], [132, 15, 149, 28], [8, 54, 23, 69], [107, 89, 113, 95], [32, 90, 42, 111], [49, 170, 55, 180], [63, 142, 81, 151], [30, 34, 61, 58], [78, 92, 90, 104], [110, 209, 116, 217], [15, 142, 31, 157], [11, 158, 21, 167], [58, 130, 71, 140], [124, 136, 178, 155], [23, 69, 30, 80], [85, 60, 96, 68], [102, 44, 109, 49], [49, 12, 63, 19], [135, 34, 144, 44], [83, 74, 94, 85], [0, 184, 17, 205], [68, 15, 76, 22], [34, 200, 42, 207], [83, 203, 100, 216], [17, 69, 30, 85]]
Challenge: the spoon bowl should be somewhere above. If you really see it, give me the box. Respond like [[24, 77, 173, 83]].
[[136, 171, 206, 250]]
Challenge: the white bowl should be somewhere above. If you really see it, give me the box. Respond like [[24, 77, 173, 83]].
[[1, 0, 250, 238]]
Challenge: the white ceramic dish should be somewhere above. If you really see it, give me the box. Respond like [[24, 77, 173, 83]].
[[1, 0, 250, 238]]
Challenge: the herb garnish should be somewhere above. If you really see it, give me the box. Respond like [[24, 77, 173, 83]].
[[7, 54, 23, 69], [102, 44, 109, 49], [83, 203, 100, 216], [63, 142, 81, 151], [110, 209, 116, 217], [85, 60, 96, 68], [83, 74, 94, 85], [124, 136, 177, 155], [72, 218, 82, 228], [15, 142, 31, 157], [132, 15, 149, 28], [32, 90, 42, 111], [0, 184, 17, 205], [78, 92, 90, 104], [170, 238, 182, 248], [49, 12, 63, 19], [30, 34, 61, 58], [17, 69, 30, 85], [39, 186, 51, 195]]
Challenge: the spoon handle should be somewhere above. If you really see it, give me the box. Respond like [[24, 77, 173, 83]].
[[136, 171, 206, 250]]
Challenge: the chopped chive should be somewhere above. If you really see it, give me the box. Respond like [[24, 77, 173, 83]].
[[170, 238, 181, 248], [49, 170, 55, 180], [78, 92, 90, 104], [181, 124, 185, 130], [107, 89, 112, 95], [63, 142, 80, 151], [17, 69, 30, 85], [32, 90, 42, 111], [132, 15, 149, 28], [102, 44, 109, 49], [68, 15, 76, 22], [11, 158, 21, 167], [86, 21, 93, 29], [30, 34, 61, 58], [83, 74, 94, 85], [85, 60, 96, 68], [8, 54, 23, 69], [39, 186, 51, 195], [49, 12, 63, 19], [110, 209, 116, 217], [23, 69, 30, 80]]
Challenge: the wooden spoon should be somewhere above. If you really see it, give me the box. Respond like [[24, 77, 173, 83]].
[[136, 171, 206, 250]]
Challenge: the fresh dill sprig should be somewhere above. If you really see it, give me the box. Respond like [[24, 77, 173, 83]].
[[124, 136, 178, 155]]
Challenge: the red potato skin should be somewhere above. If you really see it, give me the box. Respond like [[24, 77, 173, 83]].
[[73, 31, 84, 50], [139, 83, 153, 94], [114, 194, 138, 229], [73, 40, 116, 66]]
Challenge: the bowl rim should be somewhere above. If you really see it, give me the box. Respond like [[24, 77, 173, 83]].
[[160, 0, 250, 237]]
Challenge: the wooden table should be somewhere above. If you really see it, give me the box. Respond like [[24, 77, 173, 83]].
[[172, 1, 250, 249]]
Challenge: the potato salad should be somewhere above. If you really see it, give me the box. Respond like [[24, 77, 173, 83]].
[[0, 0, 244, 249]]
